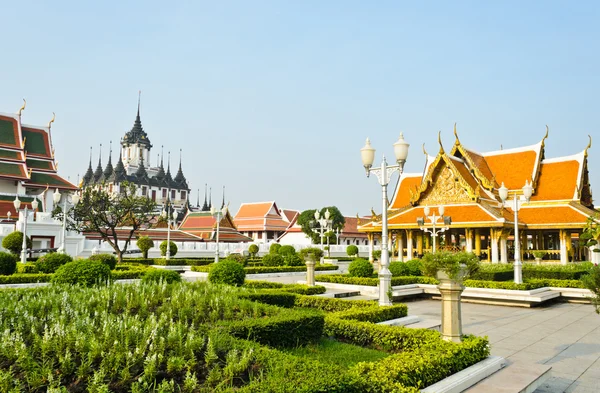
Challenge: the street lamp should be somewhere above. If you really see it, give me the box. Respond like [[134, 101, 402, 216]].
[[361, 133, 410, 306], [417, 206, 452, 253], [53, 189, 81, 254], [211, 204, 228, 263], [314, 209, 332, 252], [161, 204, 178, 260], [499, 180, 533, 284], [14, 196, 39, 263]]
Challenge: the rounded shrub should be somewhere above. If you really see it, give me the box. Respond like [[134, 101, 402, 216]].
[[0, 252, 18, 275], [348, 258, 374, 277], [2, 231, 32, 255], [269, 243, 282, 254], [283, 254, 303, 266], [346, 245, 359, 258], [248, 244, 259, 257], [160, 241, 178, 257], [208, 260, 245, 286], [52, 260, 112, 287], [136, 236, 154, 258], [405, 259, 423, 276], [262, 253, 284, 267], [141, 269, 181, 284], [36, 252, 73, 274], [279, 245, 296, 256], [227, 253, 248, 266], [372, 250, 382, 261], [89, 253, 118, 270], [389, 262, 409, 277]]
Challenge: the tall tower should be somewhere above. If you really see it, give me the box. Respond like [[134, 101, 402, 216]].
[[121, 92, 152, 172]]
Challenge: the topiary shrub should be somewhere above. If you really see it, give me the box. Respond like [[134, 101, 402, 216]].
[[283, 254, 303, 267], [372, 250, 382, 261], [2, 231, 32, 256], [227, 253, 248, 266], [36, 252, 73, 274], [208, 259, 245, 286], [52, 260, 112, 287], [348, 258, 374, 277], [141, 269, 182, 284], [136, 236, 154, 259], [279, 245, 296, 256], [299, 247, 324, 262], [263, 253, 284, 267], [248, 244, 259, 257], [421, 251, 479, 281], [0, 252, 17, 275], [160, 241, 178, 257], [89, 253, 118, 270], [405, 259, 423, 276], [346, 245, 359, 258], [269, 243, 282, 254], [389, 262, 409, 277]]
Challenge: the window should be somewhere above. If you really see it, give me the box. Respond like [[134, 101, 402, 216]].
[[162, 189, 167, 198], [171, 190, 176, 199], [346, 240, 350, 245], [181, 191, 187, 200], [258, 232, 262, 240], [151, 190, 156, 201], [141, 186, 147, 196]]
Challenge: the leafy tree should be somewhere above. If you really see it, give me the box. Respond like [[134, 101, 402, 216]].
[[66, 181, 157, 263], [582, 265, 600, 313], [298, 207, 346, 245], [2, 231, 32, 256], [248, 244, 259, 257], [136, 236, 154, 259], [581, 213, 600, 253]]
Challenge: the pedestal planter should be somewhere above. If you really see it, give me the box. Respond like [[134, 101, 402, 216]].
[[535, 257, 542, 265], [305, 255, 316, 287], [437, 270, 465, 343]]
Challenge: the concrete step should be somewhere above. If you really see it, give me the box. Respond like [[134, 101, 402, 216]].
[[316, 290, 361, 298], [423, 356, 506, 393], [463, 361, 551, 393], [377, 315, 421, 327], [338, 294, 378, 301], [404, 318, 441, 330]]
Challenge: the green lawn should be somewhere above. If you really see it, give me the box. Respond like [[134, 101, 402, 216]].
[[285, 337, 389, 368]]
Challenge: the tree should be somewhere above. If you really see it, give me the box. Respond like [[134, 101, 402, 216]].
[[298, 206, 346, 245], [248, 244, 259, 258], [137, 236, 154, 259], [2, 231, 32, 256], [66, 182, 157, 263], [581, 212, 600, 254], [347, 245, 359, 258], [160, 241, 178, 257]]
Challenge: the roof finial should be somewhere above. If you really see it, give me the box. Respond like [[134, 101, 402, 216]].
[[167, 151, 171, 172], [209, 187, 212, 209], [438, 131, 445, 153], [197, 188, 200, 207], [422, 143, 428, 156], [89, 146, 93, 164], [137, 90, 141, 117], [160, 145, 164, 167], [179, 148, 182, 167], [48, 112, 56, 130], [585, 135, 592, 157], [17, 99, 26, 117], [453, 122, 459, 143], [542, 125, 549, 144], [221, 185, 225, 209], [98, 143, 102, 165]]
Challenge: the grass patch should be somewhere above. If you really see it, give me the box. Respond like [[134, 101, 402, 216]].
[[284, 337, 389, 368]]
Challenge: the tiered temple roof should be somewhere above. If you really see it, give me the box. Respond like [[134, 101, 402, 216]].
[[179, 211, 252, 242], [233, 201, 290, 233]]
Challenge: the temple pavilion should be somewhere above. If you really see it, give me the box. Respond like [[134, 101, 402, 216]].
[[358, 127, 598, 265]]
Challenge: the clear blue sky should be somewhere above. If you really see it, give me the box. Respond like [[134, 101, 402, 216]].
[[1, 1, 598, 216]]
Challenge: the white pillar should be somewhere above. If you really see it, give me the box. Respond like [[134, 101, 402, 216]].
[[560, 230, 568, 265], [491, 230, 499, 263], [368, 233, 374, 263], [398, 232, 404, 262], [406, 230, 413, 260], [465, 229, 473, 253], [591, 244, 600, 264], [500, 236, 508, 263]]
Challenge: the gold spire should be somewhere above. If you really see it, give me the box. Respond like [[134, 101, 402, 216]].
[[437, 131, 444, 153], [17, 99, 26, 117], [453, 122, 459, 143]]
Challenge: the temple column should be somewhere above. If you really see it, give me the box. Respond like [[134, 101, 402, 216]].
[[444, 231, 451, 248], [465, 229, 473, 253], [417, 232, 424, 257], [491, 229, 500, 264], [397, 232, 404, 262], [406, 230, 413, 260], [368, 233, 374, 263], [475, 229, 481, 258], [559, 230, 569, 265], [425, 233, 431, 253], [500, 233, 508, 263]]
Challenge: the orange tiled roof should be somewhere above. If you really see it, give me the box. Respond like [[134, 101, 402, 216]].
[[391, 174, 422, 209], [463, 149, 495, 185], [484, 150, 538, 190], [342, 216, 368, 238], [531, 160, 580, 201], [515, 205, 591, 226], [235, 202, 275, 219], [387, 204, 503, 227]]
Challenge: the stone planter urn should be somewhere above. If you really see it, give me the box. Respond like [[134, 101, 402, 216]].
[[535, 257, 542, 265], [436, 268, 466, 343], [304, 254, 316, 287]]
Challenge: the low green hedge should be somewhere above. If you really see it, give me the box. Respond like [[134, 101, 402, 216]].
[[333, 304, 408, 323], [239, 291, 298, 308], [192, 264, 339, 274], [315, 274, 438, 286], [152, 258, 214, 266], [16, 262, 38, 274], [523, 263, 592, 280], [243, 281, 326, 295], [294, 295, 377, 312], [0, 273, 52, 284], [463, 279, 540, 290], [141, 269, 182, 284]]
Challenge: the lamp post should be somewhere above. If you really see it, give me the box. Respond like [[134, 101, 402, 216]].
[[161, 203, 178, 260], [211, 204, 228, 263], [14, 196, 39, 263], [417, 206, 452, 253], [314, 209, 332, 252], [361, 133, 410, 306], [499, 181, 533, 284], [335, 227, 341, 245], [52, 189, 80, 254]]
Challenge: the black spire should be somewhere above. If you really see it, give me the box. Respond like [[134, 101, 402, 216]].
[[155, 146, 166, 180], [83, 146, 94, 186], [201, 183, 209, 211], [209, 187, 212, 209], [93, 144, 103, 183], [173, 149, 188, 188], [165, 151, 174, 186], [110, 149, 127, 183], [135, 155, 149, 181], [102, 141, 114, 180], [122, 91, 152, 147], [221, 186, 225, 209], [196, 189, 200, 208]]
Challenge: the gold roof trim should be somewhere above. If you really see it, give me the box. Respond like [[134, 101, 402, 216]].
[[584, 135, 592, 157], [449, 124, 496, 191]]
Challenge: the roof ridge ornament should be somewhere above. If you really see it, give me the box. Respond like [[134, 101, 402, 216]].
[[422, 143, 428, 156], [438, 131, 445, 153], [542, 125, 549, 146], [17, 99, 26, 117], [48, 112, 55, 130], [453, 122, 459, 144], [584, 134, 592, 157]]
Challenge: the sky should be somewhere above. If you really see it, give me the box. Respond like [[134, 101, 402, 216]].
[[1, 1, 598, 216]]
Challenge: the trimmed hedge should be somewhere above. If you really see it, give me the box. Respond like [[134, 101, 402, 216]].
[[208, 260, 246, 286], [463, 279, 540, 290], [349, 258, 374, 277], [315, 274, 438, 286], [523, 263, 592, 280], [36, 253, 73, 274], [192, 264, 339, 274], [0, 252, 17, 275], [223, 308, 324, 348], [52, 260, 112, 287], [333, 304, 408, 323], [16, 262, 38, 274], [294, 295, 377, 312], [88, 253, 118, 270], [238, 291, 298, 308], [243, 281, 326, 295], [141, 269, 182, 284], [0, 273, 52, 284]]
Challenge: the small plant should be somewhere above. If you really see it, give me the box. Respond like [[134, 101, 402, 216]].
[[283, 254, 303, 267], [388, 262, 409, 277], [52, 260, 112, 286], [141, 269, 182, 284], [269, 243, 282, 254], [372, 250, 382, 261], [582, 264, 600, 314], [405, 259, 423, 276], [89, 253, 118, 270], [36, 252, 73, 274], [227, 253, 248, 266], [532, 250, 547, 259], [0, 252, 17, 275], [2, 231, 32, 256], [208, 259, 246, 286], [136, 236, 154, 258], [348, 258, 374, 277], [262, 254, 284, 267], [299, 247, 324, 262], [421, 251, 479, 281], [160, 241, 178, 257], [346, 245, 359, 258], [248, 244, 259, 257]]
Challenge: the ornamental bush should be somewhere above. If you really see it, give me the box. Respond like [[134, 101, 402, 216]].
[[269, 243, 282, 254], [89, 253, 118, 270], [389, 261, 409, 277], [262, 253, 285, 267], [159, 240, 178, 257], [405, 259, 423, 276], [299, 247, 324, 262], [2, 231, 32, 255], [208, 259, 246, 286], [0, 252, 17, 275], [283, 253, 304, 267], [136, 236, 154, 258], [52, 260, 112, 287], [347, 245, 359, 258], [582, 264, 600, 314], [348, 258, 374, 278], [422, 251, 479, 280], [248, 244, 259, 257], [141, 269, 182, 284], [227, 253, 248, 266], [279, 245, 296, 256], [37, 252, 73, 274], [372, 250, 382, 261]]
